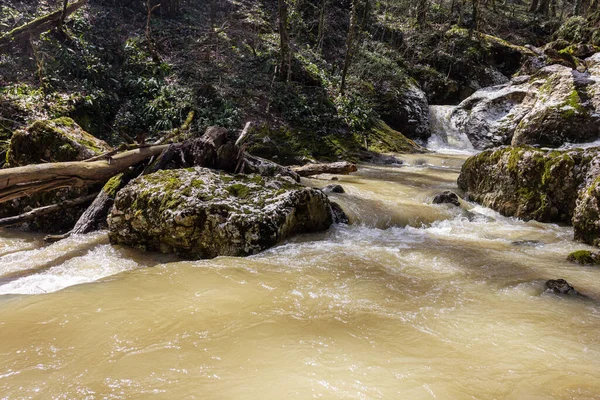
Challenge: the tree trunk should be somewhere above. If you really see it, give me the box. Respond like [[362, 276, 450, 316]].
[[210, 0, 217, 28], [0, 145, 169, 204], [470, 0, 480, 35], [58, 0, 69, 29], [340, 0, 359, 95], [316, 0, 326, 52], [529, 0, 539, 12], [536, 0, 551, 14], [292, 161, 358, 177], [417, 0, 428, 28], [0, 193, 98, 229], [146, 0, 161, 62], [278, 0, 292, 82], [0, 0, 87, 50]]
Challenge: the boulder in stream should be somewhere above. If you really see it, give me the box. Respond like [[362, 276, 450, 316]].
[[108, 167, 333, 259], [545, 279, 579, 296], [567, 250, 600, 265], [322, 184, 345, 194], [432, 191, 461, 207], [458, 146, 600, 247], [330, 202, 349, 224]]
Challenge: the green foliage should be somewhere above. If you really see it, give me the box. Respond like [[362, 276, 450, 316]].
[[555, 17, 589, 43]]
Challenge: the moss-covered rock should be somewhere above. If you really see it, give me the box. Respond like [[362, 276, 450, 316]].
[[566, 250, 600, 265], [6, 117, 111, 167], [370, 79, 430, 141], [246, 120, 425, 165], [459, 146, 600, 247], [107, 167, 334, 259], [458, 146, 599, 223], [451, 56, 600, 149]]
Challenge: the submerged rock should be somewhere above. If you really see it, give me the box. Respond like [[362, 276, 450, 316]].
[[567, 250, 600, 265], [432, 191, 461, 207], [511, 240, 543, 247], [322, 184, 345, 194], [458, 146, 600, 247], [451, 53, 600, 149], [545, 279, 579, 296], [108, 167, 333, 259], [330, 202, 349, 224], [7, 117, 111, 167]]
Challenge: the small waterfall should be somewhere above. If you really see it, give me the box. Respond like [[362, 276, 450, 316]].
[[427, 105, 475, 153]]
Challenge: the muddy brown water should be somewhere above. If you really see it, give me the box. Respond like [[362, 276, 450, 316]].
[[1, 153, 600, 399]]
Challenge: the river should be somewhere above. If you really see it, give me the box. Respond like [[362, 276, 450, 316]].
[[1, 150, 600, 398]]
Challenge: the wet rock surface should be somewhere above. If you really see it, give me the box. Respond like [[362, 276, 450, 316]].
[[450, 53, 600, 149], [545, 279, 579, 296], [322, 184, 345, 194], [567, 250, 600, 265], [330, 202, 349, 224], [108, 167, 334, 259], [432, 191, 461, 207], [458, 146, 600, 247]]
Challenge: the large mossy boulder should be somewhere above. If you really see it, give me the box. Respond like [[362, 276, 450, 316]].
[[6, 117, 111, 166], [372, 80, 430, 141], [451, 54, 600, 149], [458, 146, 600, 246], [108, 167, 334, 258]]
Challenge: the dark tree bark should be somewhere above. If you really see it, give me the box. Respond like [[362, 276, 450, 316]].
[[535, 0, 551, 14], [278, 0, 292, 82], [417, 0, 428, 28], [316, 0, 327, 52], [529, 0, 539, 12], [470, 0, 480, 35], [340, 0, 359, 95], [0, 193, 98, 229]]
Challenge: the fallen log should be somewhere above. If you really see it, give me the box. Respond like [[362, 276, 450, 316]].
[[0, 144, 169, 204], [0, 193, 97, 228], [0, 0, 87, 50], [44, 173, 133, 242], [291, 161, 357, 177], [42, 127, 242, 240]]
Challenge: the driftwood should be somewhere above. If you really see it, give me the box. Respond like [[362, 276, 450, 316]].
[[0, 144, 169, 204], [43, 127, 243, 241], [0, 0, 87, 50], [44, 173, 134, 242], [291, 161, 357, 177], [0, 193, 97, 228], [4, 125, 304, 240]]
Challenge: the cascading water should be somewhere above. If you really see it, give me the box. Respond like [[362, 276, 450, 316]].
[[427, 105, 475, 153]]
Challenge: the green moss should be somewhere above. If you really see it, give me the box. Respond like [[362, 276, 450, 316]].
[[103, 173, 125, 197], [191, 179, 204, 188], [567, 250, 600, 265], [227, 183, 250, 198], [368, 120, 426, 154], [559, 90, 587, 119]]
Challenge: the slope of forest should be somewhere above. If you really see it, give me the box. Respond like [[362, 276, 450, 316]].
[[1, 0, 599, 163]]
